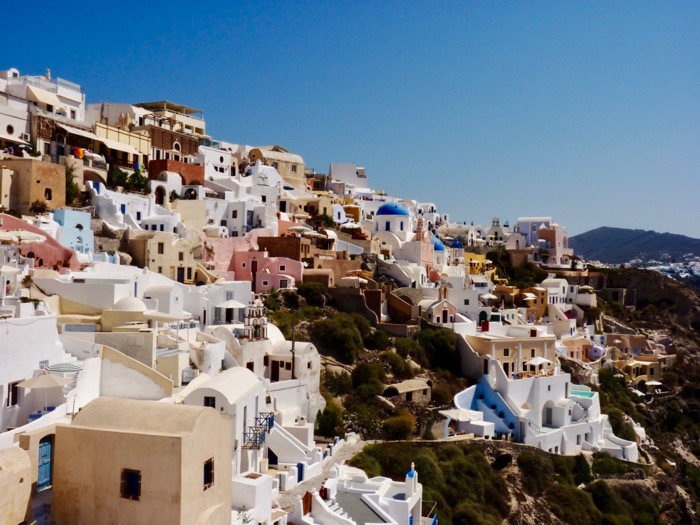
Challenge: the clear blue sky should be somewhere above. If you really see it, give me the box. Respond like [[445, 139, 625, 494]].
[[4, 1, 699, 237]]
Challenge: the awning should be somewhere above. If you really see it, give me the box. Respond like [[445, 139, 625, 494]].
[[0, 265, 21, 275], [526, 356, 552, 366], [58, 124, 99, 142], [0, 132, 28, 145], [27, 85, 64, 109], [215, 299, 246, 309], [521, 293, 537, 300], [97, 137, 138, 155], [439, 408, 483, 422], [144, 310, 192, 323]]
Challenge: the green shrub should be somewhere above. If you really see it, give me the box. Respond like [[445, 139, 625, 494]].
[[383, 411, 415, 440], [65, 164, 80, 205], [605, 408, 637, 441], [316, 400, 343, 437], [395, 337, 428, 367], [552, 455, 575, 485], [416, 328, 460, 371], [264, 291, 282, 311], [310, 313, 363, 364], [322, 370, 352, 396], [592, 452, 648, 478], [349, 452, 381, 478], [573, 454, 593, 485], [365, 329, 391, 351], [350, 313, 372, 340], [380, 351, 414, 380], [612, 484, 662, 525], [545, 484, 602, 525], [29, 200, 49, 214], [584, 480, 630, 521], [517, 450, 554, 496], [351, 362, 385, 399], [297, 282, 329, 307]]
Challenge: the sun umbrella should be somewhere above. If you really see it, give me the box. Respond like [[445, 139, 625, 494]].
[[18, 372, 72, 412], [526, 356, 552, 367]]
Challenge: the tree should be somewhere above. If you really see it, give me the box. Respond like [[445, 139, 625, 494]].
[[311, 213, 336, 228], [310, 313, 363, 364], [297, 282, 329, 307], [416, 328, 459, 371], [65, 164, 80, 205], [316, 401, 344, 437]]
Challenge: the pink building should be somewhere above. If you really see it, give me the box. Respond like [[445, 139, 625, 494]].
[[0, 214, 80, 271], [232, 250, 301, 293]]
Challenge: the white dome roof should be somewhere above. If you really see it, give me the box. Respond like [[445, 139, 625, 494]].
[[113, 296, 148, 312]]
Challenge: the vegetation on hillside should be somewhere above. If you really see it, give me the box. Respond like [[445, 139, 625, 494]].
[[351, 442, 666, 525]]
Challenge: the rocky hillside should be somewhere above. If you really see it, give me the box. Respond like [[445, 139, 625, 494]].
[[570, 227, 700, 264]]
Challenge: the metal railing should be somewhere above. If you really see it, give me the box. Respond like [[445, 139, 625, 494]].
[[256, 412, 275, 431], [242, 426, 266, 448]]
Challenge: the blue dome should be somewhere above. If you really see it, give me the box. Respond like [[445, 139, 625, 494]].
[[376, 202, 409, 216], [452, 240, 463, 249], [431, 236, 445, 251]]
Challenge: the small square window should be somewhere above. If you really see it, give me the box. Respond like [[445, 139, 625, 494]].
[[285, 362, 291, 370], [232, 210, 238, 219], [120, 469, 141, 500], [503, 348, 509, 357], [241, 262, 246, 268], [204, 396, 216, 408], [279, 265, 286, 272], [203, 458, 214, 490]]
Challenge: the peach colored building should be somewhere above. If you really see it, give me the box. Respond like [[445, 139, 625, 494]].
[[52, 397, 232, 525], [0, 158, 65, 214]]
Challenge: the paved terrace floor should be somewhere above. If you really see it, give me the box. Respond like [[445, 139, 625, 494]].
[[275, 439, 368, 512]]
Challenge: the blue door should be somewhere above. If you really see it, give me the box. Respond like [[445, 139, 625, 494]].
[[297, 462, 304, 483], [38, 436, 53, 491]]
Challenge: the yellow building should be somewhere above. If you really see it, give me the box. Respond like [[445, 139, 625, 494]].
[[128, 231, 200, 284], [249, 146, 305, 190], [0, 158, 65, 214], [465, 333, 557, 379], [52, 397, 232, 525]]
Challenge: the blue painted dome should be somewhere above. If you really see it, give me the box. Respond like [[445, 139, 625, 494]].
[[452, 240, 463, 249], [376, 202, 409, 216], [431, 236, 445, 251]]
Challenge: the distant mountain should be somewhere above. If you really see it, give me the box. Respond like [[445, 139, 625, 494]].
[[569, 226, 700, 264]]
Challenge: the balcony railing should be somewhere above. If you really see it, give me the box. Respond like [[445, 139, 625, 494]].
[[243, 426, 266, 448], [242, 412, 275, 449], [256, 412, 275, 431]]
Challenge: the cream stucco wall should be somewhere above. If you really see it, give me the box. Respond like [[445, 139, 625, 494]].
[[0, 447, 32, 525], [52, 399, 231, 525]]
